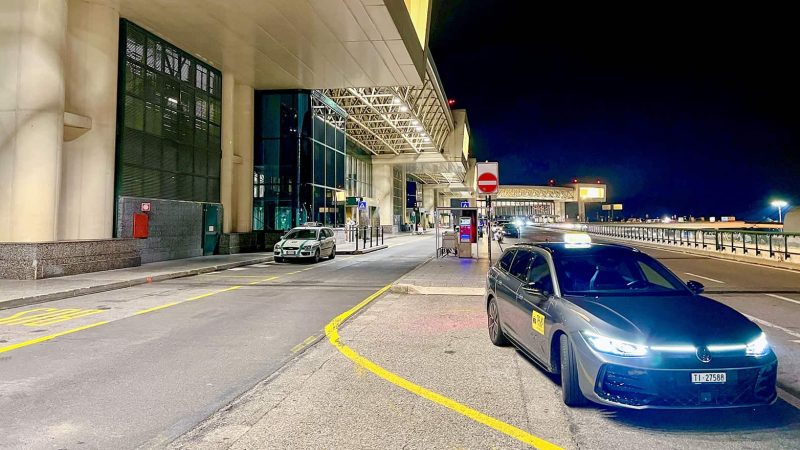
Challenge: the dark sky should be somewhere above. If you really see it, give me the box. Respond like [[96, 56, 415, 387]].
[[429, 2, 799, 221]]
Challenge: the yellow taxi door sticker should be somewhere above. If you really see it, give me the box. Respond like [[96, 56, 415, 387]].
[[531, 311, 545, 335]]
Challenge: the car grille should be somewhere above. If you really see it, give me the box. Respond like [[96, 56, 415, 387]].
[[282, 246, 299, 250], [596, 363, 777, 407]]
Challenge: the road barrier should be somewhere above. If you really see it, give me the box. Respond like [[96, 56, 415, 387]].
[[344, 226, 384, 252], [551, 224, 800, 261]]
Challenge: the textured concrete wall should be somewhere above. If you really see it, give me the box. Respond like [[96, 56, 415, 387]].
[[0, 239, 139, 279], [117, 197, 203, 263]]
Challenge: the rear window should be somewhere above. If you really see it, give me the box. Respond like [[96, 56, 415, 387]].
[[498, 250, 516, 272]]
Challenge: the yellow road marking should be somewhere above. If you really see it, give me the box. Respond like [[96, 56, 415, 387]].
[[0, 321, 109, 354], [291, 335, 319, 353], [201, 274, 264, 278], [135, 302, 181, 315], [325, 285, 562, 450], [287, 271, 301, 275], [249, 276, 279, 286], [0, 308, 105, 327], [187, 285, 241, 301]]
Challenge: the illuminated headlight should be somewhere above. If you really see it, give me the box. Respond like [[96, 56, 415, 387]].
[[273, 244, 281, 250], [581, 331, 648, 357], [745, 332, 770, 357]]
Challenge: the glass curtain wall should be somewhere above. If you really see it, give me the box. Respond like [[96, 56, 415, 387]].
[[392, 167, 403, 225], [116, 20, 222, 204], [253, 91, 346, 231], [345, 139, 373, 199]]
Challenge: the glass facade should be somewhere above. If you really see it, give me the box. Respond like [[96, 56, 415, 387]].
[[253, 91, 346, 231], [392, 167, 404, 225], [477, 199, 555, 218], [345, 139, 373, 199], [116, 20, 222, 203]]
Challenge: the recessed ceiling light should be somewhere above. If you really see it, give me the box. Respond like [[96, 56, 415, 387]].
[[399, 105, 408, 112], [392, 97, 401, 104]]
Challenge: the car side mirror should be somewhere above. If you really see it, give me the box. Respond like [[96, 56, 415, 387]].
[[687, 280, 705, 295], [522, 281, 550, 297]]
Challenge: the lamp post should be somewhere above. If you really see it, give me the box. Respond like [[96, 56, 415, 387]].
[[771, 200, 788, 223]]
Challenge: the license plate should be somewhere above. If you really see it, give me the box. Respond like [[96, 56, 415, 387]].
[[284, 250, 295, 255], [691, 372, 726, 384]]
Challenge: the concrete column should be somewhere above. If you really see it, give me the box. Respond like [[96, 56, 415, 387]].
[[58, 0, 119, 240], [0, 0, 67, 242], [372, 164, 393, 227], [220, 73, 235, 233], [233, 83, 253, 233]]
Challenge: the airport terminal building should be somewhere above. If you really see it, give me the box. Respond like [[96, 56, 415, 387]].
[[0, 0, 477, 277]]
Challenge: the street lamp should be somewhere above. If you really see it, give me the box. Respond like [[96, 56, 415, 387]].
[[771, 200, 788, 222]]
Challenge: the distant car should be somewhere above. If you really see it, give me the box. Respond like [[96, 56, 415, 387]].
[[485, 238, 777, 409], [274, 227, 336, 263], [501, 223, 520, 238]]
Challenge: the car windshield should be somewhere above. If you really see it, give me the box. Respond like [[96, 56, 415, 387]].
[[553, 246, 688, 296], [284, 229, 318, 240]]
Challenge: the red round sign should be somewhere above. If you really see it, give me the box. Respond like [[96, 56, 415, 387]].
[[477, 172, 498, 193]]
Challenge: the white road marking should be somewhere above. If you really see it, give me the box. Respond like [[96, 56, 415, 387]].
[[227, 267, 247, 271], [765, 293, 800, 306], [744, 314, 800, 339], [684, 272, 725, 284]]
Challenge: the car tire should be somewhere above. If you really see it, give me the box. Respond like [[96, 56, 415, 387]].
[[487, 297, 509, 346], [313, 248, 320, 263], [560, 334, 587, 406], [329, 246, 336, 260]]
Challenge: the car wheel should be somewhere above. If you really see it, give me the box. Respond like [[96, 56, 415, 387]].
[[329, 246, 336, 259], [560, 334, 587, 406], [487, 297, 509, 346], [313, 248, 321, 263]]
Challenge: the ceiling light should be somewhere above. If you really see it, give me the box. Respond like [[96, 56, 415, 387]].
[[415, 126, 423, 131], [399, 105, 408, 112], [392, 97, 401, 104], [411, 119, 419, 125]]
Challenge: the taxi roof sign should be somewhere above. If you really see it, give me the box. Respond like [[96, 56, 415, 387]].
[[563, 233, 592, 245]]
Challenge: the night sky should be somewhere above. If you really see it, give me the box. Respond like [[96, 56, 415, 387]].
[[429, 2, 799, 221]]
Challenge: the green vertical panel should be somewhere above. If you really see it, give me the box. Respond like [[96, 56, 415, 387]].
[[193, 142, 207, 176], [193, 176, 206, 201], [177, 144, 193, 173], [162, 141, 177, 172], [143, 134, 161, 169]]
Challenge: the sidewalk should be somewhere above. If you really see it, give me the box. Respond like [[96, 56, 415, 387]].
[[336, 230, 429, 254], [0, 252, 273, 310], [167, 241, 574, 450]]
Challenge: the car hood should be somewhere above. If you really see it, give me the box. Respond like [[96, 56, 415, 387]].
[[566, 294, 761, 345], [279, 239, 318, 247]]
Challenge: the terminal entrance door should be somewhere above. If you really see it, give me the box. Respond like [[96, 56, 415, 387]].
[[202, 204, 222, 256]]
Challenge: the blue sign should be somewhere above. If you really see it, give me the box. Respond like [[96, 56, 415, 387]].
[[358, 200, 367, 211], [460, 200, 470, 208]]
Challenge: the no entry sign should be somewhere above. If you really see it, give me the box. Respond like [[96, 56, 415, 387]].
[[476, 162, 499, 195]]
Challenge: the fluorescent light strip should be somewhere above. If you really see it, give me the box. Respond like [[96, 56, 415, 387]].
[[707, 344, 747, 352]]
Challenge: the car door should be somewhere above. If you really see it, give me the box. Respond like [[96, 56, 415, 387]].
[[516, 251, 557, 357], [506, 249, 536, 340], [322, 229, 333, 255], [492, 249, 519, 337]]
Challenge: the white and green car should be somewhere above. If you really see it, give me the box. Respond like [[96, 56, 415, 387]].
[[274, 227, 336, 263]]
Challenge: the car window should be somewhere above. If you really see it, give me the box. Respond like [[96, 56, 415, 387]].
[[498, 250, 516, 272], [527, 255, 554, 294], [285, 229, 318, 240], [322, 229, 331, 238], [509, 250, 534, 279], [553, 247, 687, 296]]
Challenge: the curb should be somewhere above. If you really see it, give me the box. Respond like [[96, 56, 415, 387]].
[[0, 255, 273, 311], [337, 244, 388, 255]]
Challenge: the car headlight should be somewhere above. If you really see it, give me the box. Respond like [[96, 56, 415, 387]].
[[274, 244, 281, 250], [745, 332, 770, 357], [581, 331, 648, 357]]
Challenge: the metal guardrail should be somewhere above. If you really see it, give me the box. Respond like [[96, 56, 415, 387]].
[[344, 226, 384, 252], [563, 224, 800, 261]]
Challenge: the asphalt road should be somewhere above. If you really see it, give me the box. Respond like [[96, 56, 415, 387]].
[[512, 226, 800, 403], [0, 235, 434, 449]]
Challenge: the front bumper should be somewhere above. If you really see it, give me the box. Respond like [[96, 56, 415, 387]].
[[572, 334, 778, 409], [274, 248, 315, 258]]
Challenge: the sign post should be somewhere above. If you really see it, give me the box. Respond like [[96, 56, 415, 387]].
[[477, 162, 499, 263]]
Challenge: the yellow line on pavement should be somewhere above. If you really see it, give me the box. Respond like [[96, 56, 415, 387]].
[[291, 335, 319, 353], [0, 321, 109, 354], [324, 285, 562, 450], [135, 302, 181, 315], [187, 285, 241, 301], [249, 276, 279, 285]]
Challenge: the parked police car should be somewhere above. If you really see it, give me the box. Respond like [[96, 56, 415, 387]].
[[274, 226, 336, 263]]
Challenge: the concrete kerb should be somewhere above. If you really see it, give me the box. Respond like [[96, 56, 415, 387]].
[[0, 255, 273, 311], [337, 244, 388, 255]]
